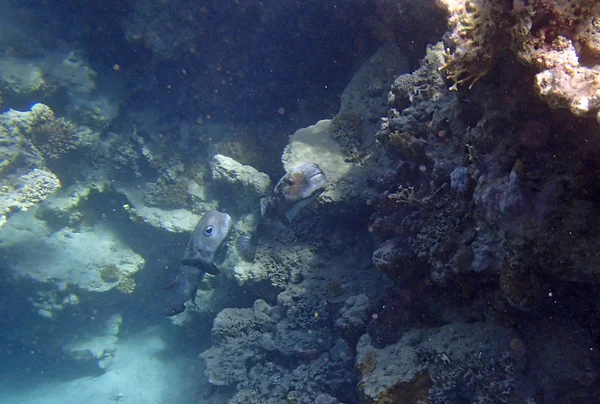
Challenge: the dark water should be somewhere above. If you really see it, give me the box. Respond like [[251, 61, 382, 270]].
[[0, 1, 599, 403]]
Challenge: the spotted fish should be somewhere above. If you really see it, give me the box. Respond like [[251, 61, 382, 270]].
[[260, 162, 327, 226]]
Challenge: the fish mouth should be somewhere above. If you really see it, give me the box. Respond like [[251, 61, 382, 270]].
[[307, 170, 325, 180], [308, 174, 327, 192]]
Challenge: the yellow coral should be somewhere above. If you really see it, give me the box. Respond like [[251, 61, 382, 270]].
[[116, 275, 136, 294], [438, 0, 505, 90]]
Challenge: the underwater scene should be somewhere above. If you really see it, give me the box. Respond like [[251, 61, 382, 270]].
[[0, 0, 599, 403]]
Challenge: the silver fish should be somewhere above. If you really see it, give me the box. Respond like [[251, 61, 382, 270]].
[[165, 210, 233, 316], [261, 162, 327, 226], [181, 210, 233, 274]]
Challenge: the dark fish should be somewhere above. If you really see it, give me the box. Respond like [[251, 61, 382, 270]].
[[261, 162, 327, 226], [165, 210, 233, 316], [164, 265, 204, 316], [181, 210, 233, 275]]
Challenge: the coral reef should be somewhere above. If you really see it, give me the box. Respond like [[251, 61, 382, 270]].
[[0, 48, 115, 129], [0, 168, 61, 214], [232, 242, 314, 301], [29, 108, 81, 160], [438, 0, 509, 91], [0, 211, 145, 292], [511, 0, 600, 121], [200, 299, 277, 386], [366, 10, 600, 400], [29, 290, 80, 318], [116, 275, 136, 294], [355, 322, 527, 403], [438, 0, 600, 122], [199, 202, 390, 402], [0, 104, 68, 228], [2, 3, 600, 403]]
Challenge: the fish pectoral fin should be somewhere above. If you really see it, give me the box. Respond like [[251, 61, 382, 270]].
[[165, 304, 186, 317], [260, 197, 271, 217], [181, 256, 220, 276], [277, 212, 292, 227], [203, 263, 220, 276]]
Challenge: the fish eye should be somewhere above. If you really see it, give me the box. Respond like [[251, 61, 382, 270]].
[[285, 179, 294, 186], [204, 225, 214, 235]]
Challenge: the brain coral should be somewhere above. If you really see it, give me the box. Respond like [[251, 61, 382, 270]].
[[13, 168, 61, 211]]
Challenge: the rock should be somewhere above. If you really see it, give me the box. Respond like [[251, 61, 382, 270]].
[[282, 119, 376, 204], [372, 238, 422, 283], [0, 210, 145, 292], [280, 44, 409, 207], [339, 42, 408, 137], [335, 294, 371, 340], [63, 313, 123, 371], [116, 184, 215, 233], [232, 241, 315, 301], [200, 299, 276, 386], [355, 322, 527, 403], [210, 154, 272, 211], [314, 393, 344, 404]]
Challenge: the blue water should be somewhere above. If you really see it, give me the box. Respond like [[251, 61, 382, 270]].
[[1, 1, 599, 403]]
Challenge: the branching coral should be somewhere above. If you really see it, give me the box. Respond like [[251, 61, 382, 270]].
[[438, 0, 600, 122], [438, 0, 509, 91], [116, 275, 136, 294], [28, 103, 81, 159], [388, 185, 425, 206]]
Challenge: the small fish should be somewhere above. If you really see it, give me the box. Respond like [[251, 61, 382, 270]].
[[261, 163, 327, 226], [165, 210, 233, 316]]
